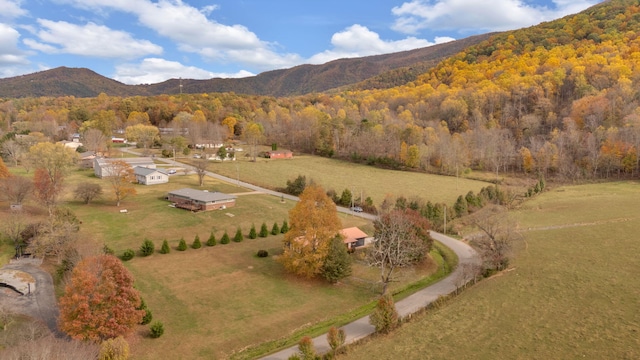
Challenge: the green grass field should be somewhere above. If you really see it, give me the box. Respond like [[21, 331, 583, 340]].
[[0, 165, 454, 359], [341, 181, 640, 359], [203, 153, 490, 205]]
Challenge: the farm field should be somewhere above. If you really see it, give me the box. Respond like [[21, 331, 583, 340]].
[[341, 181, 640, 359], [203, 152, 490, 205], [0, 165, 455, 359]]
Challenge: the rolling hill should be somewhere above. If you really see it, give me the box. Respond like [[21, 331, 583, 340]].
[[0, 34, 491, 99]]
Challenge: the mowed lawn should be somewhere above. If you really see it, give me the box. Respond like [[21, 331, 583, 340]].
[[206, 153, 489, 205], [342, 181, 640, 359], [59, 168, 443, 359]]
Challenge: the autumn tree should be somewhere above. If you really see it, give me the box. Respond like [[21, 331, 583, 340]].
[[280, 184, 342, 278], [106, 160, 136, 207], [369, 294, 399, 334], [244, 122, 264, 161], [367, 208, 433, 294], [73, 183, 103, 204], [125, 124, 159, 154], [0, 157, 10, 178], [29, 142, 77, 214], [58, 254, 145, 341]]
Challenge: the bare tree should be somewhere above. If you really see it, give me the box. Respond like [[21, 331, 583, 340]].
[[193, 157, 208, 187], [82, 128, 109, 154], [73, 183, 103, 204], [0, 175, 32, 205], [367, 208, 433, 295], [470, 205, 519, 273], [1, 140, 24, 166]]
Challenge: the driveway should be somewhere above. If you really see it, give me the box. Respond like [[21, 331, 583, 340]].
[[0, 259, 60, 335]]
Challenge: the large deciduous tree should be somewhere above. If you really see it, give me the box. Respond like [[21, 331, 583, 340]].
[[106, 160, 136, 207], [280, 184, 342, 278], [58, 254, 145, 341], [367, 208, 433, 294], [125, 124, 159, 153], [28, 142, 77, 214]]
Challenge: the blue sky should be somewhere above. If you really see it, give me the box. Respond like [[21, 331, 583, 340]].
[[0, 0, 602, 85]]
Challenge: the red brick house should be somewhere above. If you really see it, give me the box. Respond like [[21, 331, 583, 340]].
[[266, 150, 293, 159]]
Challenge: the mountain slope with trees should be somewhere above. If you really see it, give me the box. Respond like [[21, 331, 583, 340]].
[[0, 34, 490, 99]]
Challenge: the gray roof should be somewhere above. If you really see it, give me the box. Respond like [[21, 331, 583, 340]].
[[96, 157, 155, 167], [134, 166, 167, 176], [168, 188, 237, 203]]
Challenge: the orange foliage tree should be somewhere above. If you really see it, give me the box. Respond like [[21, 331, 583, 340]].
[[279, 184, 342, 278], [106, 160, 136, 207], [0, 157, 10, 178], [58, 254, 144, 341]]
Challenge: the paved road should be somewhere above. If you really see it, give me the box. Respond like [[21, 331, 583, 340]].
[[1, 260, 60, 335], [261, 231, 480, 359], [122, 148, 482, 358]]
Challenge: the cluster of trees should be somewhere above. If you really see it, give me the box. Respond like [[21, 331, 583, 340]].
[[3, 2, 639, 182], [279, 185, 352, 284]]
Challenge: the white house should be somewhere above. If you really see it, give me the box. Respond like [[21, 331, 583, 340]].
[[94, 157, 155, 178], [134, 166, 169, 185]]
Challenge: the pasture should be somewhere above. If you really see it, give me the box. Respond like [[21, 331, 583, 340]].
[[341, 181, 640, 359], [203, 153, 490, 205], [0, 165, 452, 359]]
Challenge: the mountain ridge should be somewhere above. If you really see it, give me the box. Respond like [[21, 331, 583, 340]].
[[0, 33, 492, 99]]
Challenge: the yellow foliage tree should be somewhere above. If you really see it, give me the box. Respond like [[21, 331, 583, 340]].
[[280, 184, 342, 278]]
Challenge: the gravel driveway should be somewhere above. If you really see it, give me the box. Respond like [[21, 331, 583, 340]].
[[0, 259, 60, 335]]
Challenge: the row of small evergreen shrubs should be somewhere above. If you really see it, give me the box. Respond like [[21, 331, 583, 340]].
[[120, 220, 289, 260]]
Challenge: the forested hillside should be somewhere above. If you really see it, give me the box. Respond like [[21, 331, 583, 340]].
[[1, 0, 639, 182], [0, 33, 489, 99]]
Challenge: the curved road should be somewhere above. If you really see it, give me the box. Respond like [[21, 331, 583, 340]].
[[260, 231, 480, 359], [122, 148, 482, 358]]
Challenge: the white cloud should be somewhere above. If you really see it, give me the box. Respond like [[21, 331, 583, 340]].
[[57, 0, 301, 71], [24, 20, 163, 59], [308, 24, 447, 64], [0, 23, 28, 64], [113, 57, 254, 85], [391, 0, 600, 34], [0, 0, 27, 20]]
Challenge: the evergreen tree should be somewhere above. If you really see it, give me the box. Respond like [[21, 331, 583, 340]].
[[207, 232, 217, 246], [177, 238, 187, 251], [280, 220, 289, 233], [220, 231, 230, 244], [160, 239, 170, 254], [271, 222, 280, 235], [192, 234, 202, 249], [321, 236, 352, 284], [453, 195, 468, 218], [259, 222, 269, 237], [233, 227, 244, 242], [249, 224, 257, 239], [140, 239, 155, 257]]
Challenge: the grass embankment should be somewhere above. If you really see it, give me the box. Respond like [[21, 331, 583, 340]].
[[342, 181, 640, 359]]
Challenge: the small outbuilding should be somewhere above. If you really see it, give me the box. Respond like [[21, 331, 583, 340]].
[[167, 188, 237, 211], [265, 150, 293, 159], [340, 227, 368, 250], [134, 166, 169, 185]]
